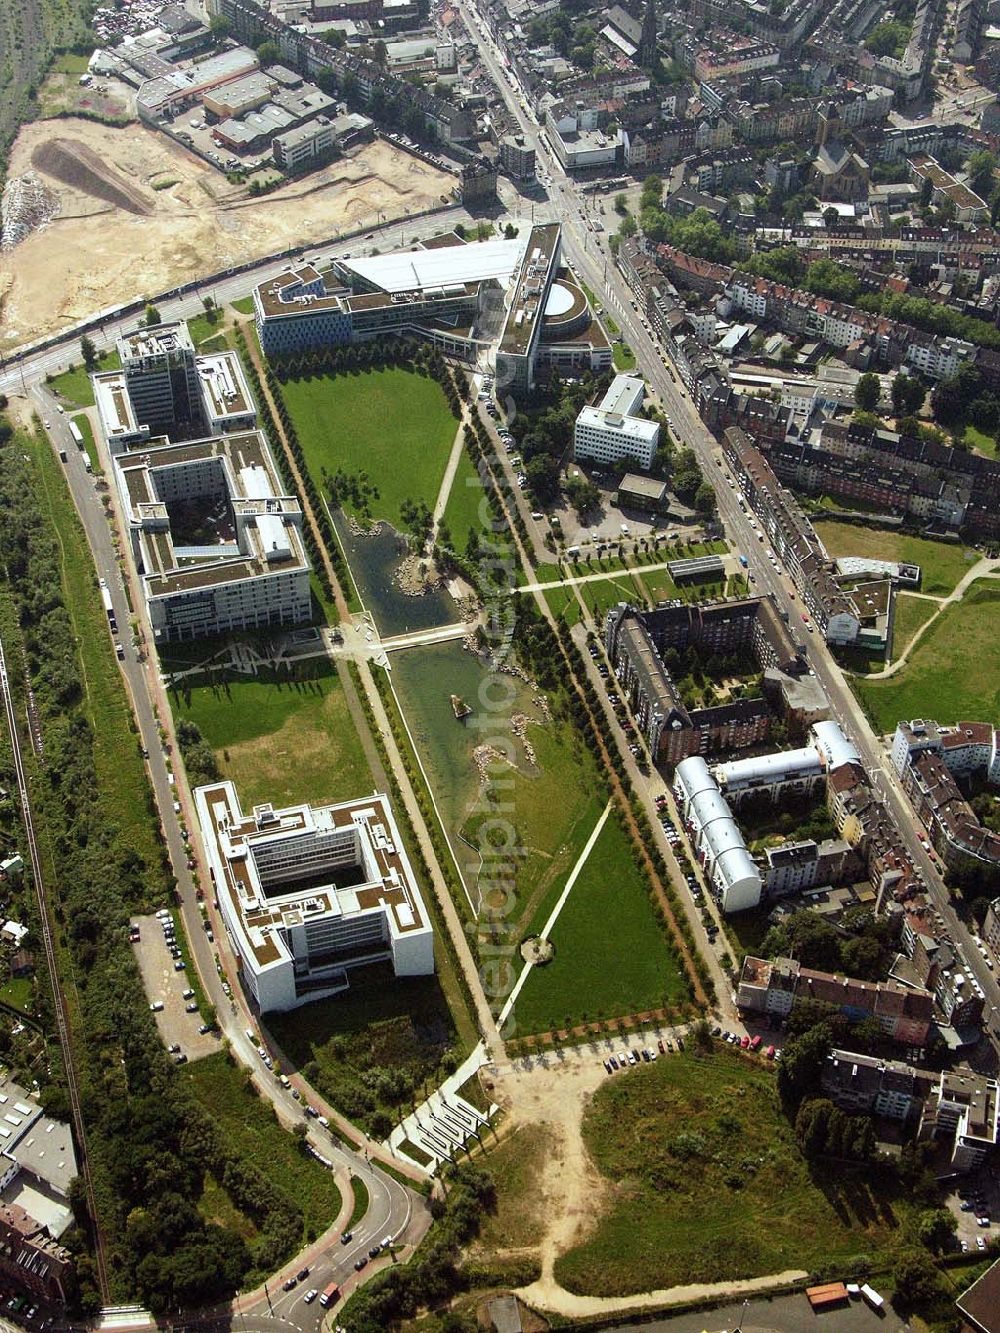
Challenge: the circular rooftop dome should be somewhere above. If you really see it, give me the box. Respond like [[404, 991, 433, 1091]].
[[545, 282, 576, 318]]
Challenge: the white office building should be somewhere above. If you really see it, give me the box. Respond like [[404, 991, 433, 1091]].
[[116, 430, 311, 642], [674, 756, 762, 912], [574, 374, 660, 470], [194, 780, 434, 1014]]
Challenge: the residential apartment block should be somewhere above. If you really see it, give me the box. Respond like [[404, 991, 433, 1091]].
[[604, 595, 801, 764], [194, 780, 434, 1013], [737, 955, 934, 1045], [891, 719, 1000, 874], [821, 1048, 928, 1121]]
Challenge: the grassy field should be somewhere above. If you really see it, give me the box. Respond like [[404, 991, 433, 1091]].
[[231, 297, 255, 315], [964, 424, 998, 458], [27, 430, 163, 895], [266, 964, 459, 1137], [891, 593, 937, 661], [0, 0, 93, 170], [170, 659, 373, 810], [473, 1123, 554, 1254], [515, 813, 686, 1035], [47, 349, 120, 408], [441, 449, 493, 549], [279, 367, 457, 530], [612, 342, 637, 371], [814, 521, 978, 597], [187, 311, 226, 346], [0, 977, 34, 1013], [184, 1051, 342, 1245], [555, 1046, 918, 1297], [71, 412, 100, 473], [857, 584, 1000, 733]]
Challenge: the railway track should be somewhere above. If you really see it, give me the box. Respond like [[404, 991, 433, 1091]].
[[0, 633, 111, 1303]]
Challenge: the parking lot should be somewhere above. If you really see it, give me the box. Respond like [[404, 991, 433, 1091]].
[[948, 1174, 996, 1254], [131, 913, 220, 1063]]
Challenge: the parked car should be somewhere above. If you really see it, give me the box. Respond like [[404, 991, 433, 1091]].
[[185, 1001, 199, 1013]]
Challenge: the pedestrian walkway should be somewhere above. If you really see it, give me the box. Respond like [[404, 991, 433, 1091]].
[[388, 1043, 496, 1173], [519, 554, 737, 595]]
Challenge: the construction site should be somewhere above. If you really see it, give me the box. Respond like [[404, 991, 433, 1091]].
[[0, 116, 454, 351]]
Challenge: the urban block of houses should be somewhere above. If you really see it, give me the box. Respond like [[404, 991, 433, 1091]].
[[604, 594, 804, 767], [891, 718, 1000, 873], [672, 720, 859, 913], [822, 1048, 1000, 1172], [194, 780, 433, 1013], [737, 954, 934, 1046]]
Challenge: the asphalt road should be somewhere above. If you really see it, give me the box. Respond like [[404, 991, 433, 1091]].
[[456, 0, 1000, 1035], [28, 387, 429, 1331]]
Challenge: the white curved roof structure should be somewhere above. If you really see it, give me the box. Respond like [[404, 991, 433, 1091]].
[[715, 745, 823, 792], [812, 720, 861, 773], [675, 756, 761, 913]]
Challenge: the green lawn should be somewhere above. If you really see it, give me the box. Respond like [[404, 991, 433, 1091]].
[[555, 1046, 918, 1297], [170, 659, 373, 810], [231, 296, 255, 315], [184, 1052, 342, 1245], [27, 431, 163, 895], [441, 448, 492, 548], [964, 423, 998, 458], [47, 349, 120, 409], [266, 964, 459, 1137], [187, 312, 225, 346], [71, 412, 100, 474], [0, 977, 34, 1013], [390, 641, 605, 933], [279, 367, 457, 530], [891, 592, 938, 660], [612, 342, 637, 371], [514, 814, 686, 1036], [814, 521, 978, 597], [857, 585, 1000, 733]]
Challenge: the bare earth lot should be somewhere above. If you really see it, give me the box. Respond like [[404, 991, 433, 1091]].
[[0, 117, 453, 349]]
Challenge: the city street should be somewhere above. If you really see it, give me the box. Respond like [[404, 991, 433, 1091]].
[[455, 0, 1000, 1032], [25, 384, 430, 1332]]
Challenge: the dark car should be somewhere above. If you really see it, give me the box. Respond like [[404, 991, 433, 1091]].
[[282, 1278, 297, 1292], [185, 1001, 198, 1013], [354, 1257, 368, 1272], [174, 1053, 188, 1065], [340, 1231, 353, 1246], [198, 1023, 212, 1035], [296, 1267, 310, 1282], [368, 1245, 381, 1259]]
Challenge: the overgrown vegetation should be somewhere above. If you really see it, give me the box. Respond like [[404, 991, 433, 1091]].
[[0, 417, 337, 1311]]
